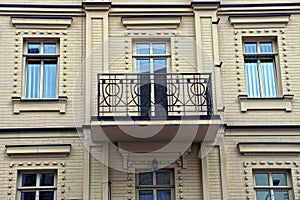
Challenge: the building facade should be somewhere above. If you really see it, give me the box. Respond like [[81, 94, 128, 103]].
[[0, 0, 299, 200]]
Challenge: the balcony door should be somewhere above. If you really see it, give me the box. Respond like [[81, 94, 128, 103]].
[[135, 43, 169, 118]]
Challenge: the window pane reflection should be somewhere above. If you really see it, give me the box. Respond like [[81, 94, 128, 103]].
[[22, 174, 37, 187], [255, 173, 269, 186]]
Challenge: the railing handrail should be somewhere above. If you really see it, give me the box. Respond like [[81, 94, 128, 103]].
[[97, 72, 213, 118], [98, 72, 212, 76]]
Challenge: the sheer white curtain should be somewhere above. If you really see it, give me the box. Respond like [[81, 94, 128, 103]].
[[245, 61, 260, 97], [43, 63, 57, 98], [26, 63, 40, 99], [261, 61, 276, 97]]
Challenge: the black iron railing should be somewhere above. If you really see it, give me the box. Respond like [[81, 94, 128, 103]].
[[98, 73, 213, 119]]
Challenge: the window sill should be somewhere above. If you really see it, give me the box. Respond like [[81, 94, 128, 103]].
[[12, 96, 67, 114], [238, 94, 294, 112]]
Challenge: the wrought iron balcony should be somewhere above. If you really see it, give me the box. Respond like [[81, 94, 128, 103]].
[[97, 73, 213, 120]]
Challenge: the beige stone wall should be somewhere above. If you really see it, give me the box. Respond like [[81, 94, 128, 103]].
[[224, 128, 300, 200], [219, 12, 300, 125], [0, 13, 85, 128], [108, 143, 203, 200], [107, 15, 197, 73], [0, 130, 84, 200]]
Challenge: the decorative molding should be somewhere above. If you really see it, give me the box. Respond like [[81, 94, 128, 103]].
[[8, 161, 66, 200], [238, 95, 293, 112], [243, 160, 299, 200], [5, 144, 71, 157], [11, 16, 73, 29], [13, 30, 68, 99], [229, 14, 290, 29], [122, 16, 181, 30], [12, 96, 68, 114], [238, 142, 300, 155]]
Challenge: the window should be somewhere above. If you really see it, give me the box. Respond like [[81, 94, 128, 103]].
[[254, 170, 292, 200], [137, 170, 174, 200], [24, 40, 59, 99], [133, 41, 170, 117], [243, 39, 280, 97], [17, 170, 56, 200]]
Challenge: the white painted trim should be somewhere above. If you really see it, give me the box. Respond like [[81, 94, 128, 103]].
[[238, 143, 300, 155], [122, 16, 181, 29], [11, 17, 72, 29], [229, 15, 290, 28], [12, 97, 67, 114], [6, 144, 71, 157], [239, 95, 293, 112]]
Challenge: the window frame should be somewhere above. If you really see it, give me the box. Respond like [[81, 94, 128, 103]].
[[17, 170, 57, 200], [22, 39, 60, 99], [132, 39, 171, 73], [136, 170, 175, 200], [243, 37, 282, 98], [253, 170, 293, 200]]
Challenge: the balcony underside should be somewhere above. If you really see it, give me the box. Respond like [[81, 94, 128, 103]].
[[90, 116, 222, 144]]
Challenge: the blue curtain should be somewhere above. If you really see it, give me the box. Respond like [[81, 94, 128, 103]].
[[43, 63, 57, 98], [261, 61, 276, 97], [26, 63, 40, 99], [260, 43, 273, 53], [244, 43, 257, 53], [245, 61, 260, 97]]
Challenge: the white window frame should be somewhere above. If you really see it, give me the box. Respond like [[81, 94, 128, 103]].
[[17, 170, 57, 200], [253, 170, 293, 200], [22, 39, 60, 99], [132, 40, 171, 117], [243, 37, 281, 98], [132, 39, 171, 73], [136, 170, 175, 200]]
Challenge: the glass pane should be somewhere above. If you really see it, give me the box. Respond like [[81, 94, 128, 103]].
[[260, 61, 277, 97], [22, 174, 37, 187], [260, 42, 273, 53], [26, 61, 41, 99], [272, 173, 287, 186], [154, 59, 166, 73], [245, 61, 260, 97], [256, 190, 271, 200], [43, 61, 57, 98], [137, 44, 150, 55], [244, 43, 257, 53], [139, 190, 153, 200], [139, 172, 153, 185], [156, 172, 170, 185], [274, 190, 289, 200], [157, 190, 171, 200], [21, 191, 36, 200], [40, 173, 55, 186], [28, 43, 40, 54], [137, 59, 150, 73], [153, 43, 166, 54], [39, 191, 54, 200], [44, 43, 56, 54], [254, 173, 269, 186]]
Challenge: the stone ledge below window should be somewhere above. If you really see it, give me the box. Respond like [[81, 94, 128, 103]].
[[238, 142, 300, 155], [5, 144, 71, 158], [12, 96, 67, 114], [239, 95, 293, 112]]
